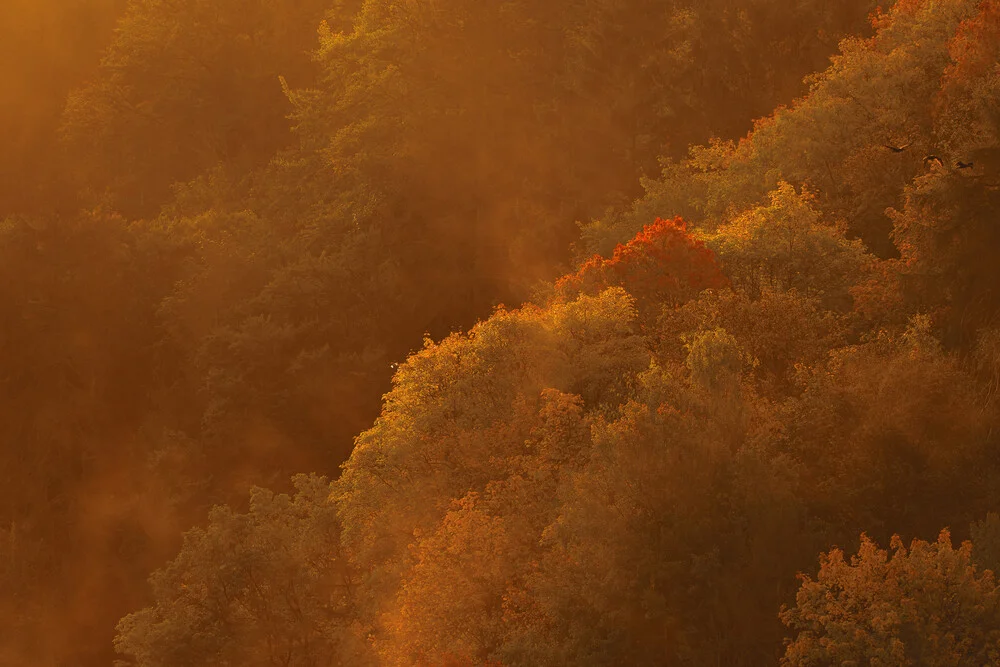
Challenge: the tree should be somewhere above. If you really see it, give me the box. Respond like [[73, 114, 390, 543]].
[[126, 0, 880, 526], [782, 530, 1000, 666], [890, 170, 1000, 348], [61, 0, 336, 218], [378, 392, 590, 665], [972, 513, 1000, 575], [555, 217, 727, 318], [706, 182, 871, 309], [334, 288, 649, 631], [503, 363, 808, 666], [934, 0, 1000, 159], [280, 0, 879, 317], [588, 0, 982, 258], [658, 287, 847, 396], [780, 316, 999, 546], [888, 0, 1000, 348], [114, 475, 373, 667]]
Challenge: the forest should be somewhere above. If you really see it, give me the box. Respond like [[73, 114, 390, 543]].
[[2, 0, 1000, 664]]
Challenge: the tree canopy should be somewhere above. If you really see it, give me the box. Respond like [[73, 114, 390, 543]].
[[4, 0, 1000, 665]]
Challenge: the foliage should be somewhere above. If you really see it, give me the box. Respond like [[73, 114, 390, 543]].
[[335, 288, 649, 614], [706, 182, 871, 309], [887, 0, 1000, 347], [658, 287, 847, 395], [781, 530, 1000, 666], [780, 317, 999, 545], [8, 0, 1000, 665], [935, 0, 1000, 156], [555, 217, 727, 316], [61, 0, 335, 217], [114, 475, 373, 667], [587, 0, 981, 257], [501, 368, 807, 666]]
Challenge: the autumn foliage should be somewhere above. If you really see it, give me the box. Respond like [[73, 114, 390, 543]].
[[943, 0, 1000, 87], [10, 0, 1000, 665], [556, 217, 727, 312], [781, 531, 1000, 665]]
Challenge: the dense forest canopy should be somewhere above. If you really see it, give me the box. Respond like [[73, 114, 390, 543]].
[[2, 0, 1000, 664]]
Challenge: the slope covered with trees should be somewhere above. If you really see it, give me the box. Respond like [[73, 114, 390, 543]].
[[4, 0, 1000, 665]]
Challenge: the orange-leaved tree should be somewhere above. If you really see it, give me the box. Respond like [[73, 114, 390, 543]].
[[781, 530, 1000, 666]]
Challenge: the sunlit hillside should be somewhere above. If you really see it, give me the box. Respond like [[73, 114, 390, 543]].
[[2, 0, 1000, 665]]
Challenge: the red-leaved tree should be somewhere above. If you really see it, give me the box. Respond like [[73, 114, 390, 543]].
[[556, 217, 727, 315]]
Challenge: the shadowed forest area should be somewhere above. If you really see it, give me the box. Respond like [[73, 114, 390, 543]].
[[3, 0, 1000, 664]]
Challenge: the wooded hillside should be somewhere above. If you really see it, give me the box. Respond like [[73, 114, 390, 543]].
[[4, 1, 1000, 664]]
